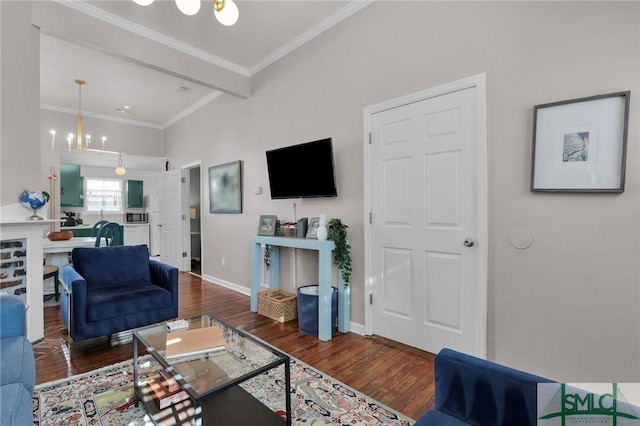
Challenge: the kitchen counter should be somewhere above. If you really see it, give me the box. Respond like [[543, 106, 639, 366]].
[[43, 237, 105, 267], [61, 224, 92, 230], [43, 237, 98, 253]]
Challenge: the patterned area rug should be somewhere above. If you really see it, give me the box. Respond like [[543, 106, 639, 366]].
[[33, 354, 415, 425]]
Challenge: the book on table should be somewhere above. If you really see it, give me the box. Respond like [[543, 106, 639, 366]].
[[173, 359, 229, 391], [159, 369, 180, 393], [165, 326, 226, 359], [147, 375, 189, 409]]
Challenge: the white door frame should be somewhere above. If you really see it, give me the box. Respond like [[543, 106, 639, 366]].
[[362, 73, 488, 357]]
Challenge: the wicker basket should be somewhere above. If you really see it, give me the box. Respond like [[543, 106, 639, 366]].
[[258, 289, 298, 323]]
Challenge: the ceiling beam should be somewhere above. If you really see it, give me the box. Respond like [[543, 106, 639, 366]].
[[32, 1, 251, 99]]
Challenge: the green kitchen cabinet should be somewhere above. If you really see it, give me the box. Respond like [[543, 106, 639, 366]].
[[126, 180, 144, 208], [60, 163, 84, 207]]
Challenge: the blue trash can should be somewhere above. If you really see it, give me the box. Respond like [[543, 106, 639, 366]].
[[297, 285, 338, 337]]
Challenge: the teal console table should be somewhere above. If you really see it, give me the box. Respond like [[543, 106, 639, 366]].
[[250, 235, 350, 341]]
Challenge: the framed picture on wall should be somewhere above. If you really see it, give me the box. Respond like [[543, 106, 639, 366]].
[[209, 160, 242, 213], [257, 215, 277, 236], [531, 91, 630, 192], [306, 217, 320, 239]]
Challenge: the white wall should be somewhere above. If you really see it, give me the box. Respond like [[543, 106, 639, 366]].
[[164, 2, 640, 382]]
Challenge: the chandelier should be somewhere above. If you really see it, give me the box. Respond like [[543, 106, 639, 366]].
[[49, 79, 125, 175], [49, 79, 107, 153], [132, 0, 239, 25]]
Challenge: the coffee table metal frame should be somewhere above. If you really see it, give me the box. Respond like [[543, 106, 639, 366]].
[[132, 314, 291, 425]]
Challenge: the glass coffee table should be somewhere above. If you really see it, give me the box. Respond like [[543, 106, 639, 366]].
[[132, 314, 291, 425]]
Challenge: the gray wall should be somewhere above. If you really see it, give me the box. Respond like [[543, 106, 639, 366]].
[[1, 2, 41, 207], [164, 2, 640, 382]]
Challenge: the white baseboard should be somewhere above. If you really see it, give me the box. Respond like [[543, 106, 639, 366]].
[[200, 274, 251, 296]]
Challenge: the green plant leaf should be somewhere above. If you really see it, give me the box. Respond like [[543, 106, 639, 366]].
[[328, 218, 351, 287]]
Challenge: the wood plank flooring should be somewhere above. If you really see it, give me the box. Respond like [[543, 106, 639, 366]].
[[34, 272, 435, 421]]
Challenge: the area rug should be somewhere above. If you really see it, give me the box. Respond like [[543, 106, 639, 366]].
[[33, 354, 415, 425]]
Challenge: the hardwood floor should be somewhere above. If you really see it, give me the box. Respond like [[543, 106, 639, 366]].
[[34, 272, 435, 420]]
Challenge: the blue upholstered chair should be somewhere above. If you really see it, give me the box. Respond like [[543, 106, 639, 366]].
[[60, 244, 178, 342], [414, 348, 554, 426], [0, 295, 35, 425]]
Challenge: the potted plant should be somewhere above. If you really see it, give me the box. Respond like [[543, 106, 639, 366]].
[[328, 218, 352, 286]]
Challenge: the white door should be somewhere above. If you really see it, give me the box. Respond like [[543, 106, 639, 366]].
[[159, 169, 184, 270], [368, 78, 487, 357]]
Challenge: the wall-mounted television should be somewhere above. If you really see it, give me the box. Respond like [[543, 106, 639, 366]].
[[266, 138, 337, 199]]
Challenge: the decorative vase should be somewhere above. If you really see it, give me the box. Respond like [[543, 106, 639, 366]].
[[317, 213, 328, 241]]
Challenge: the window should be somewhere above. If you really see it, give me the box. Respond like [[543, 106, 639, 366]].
[[84, 178, 124, 213]]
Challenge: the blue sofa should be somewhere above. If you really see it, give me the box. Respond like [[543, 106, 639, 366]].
[[414, 348, 554, 426], [0, 295, 35, 425], [60, 244, 179, 342]]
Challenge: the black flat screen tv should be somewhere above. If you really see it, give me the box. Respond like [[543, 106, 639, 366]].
[[266, 138, 337, 199]]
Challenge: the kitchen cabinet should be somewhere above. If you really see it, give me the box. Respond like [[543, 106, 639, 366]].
[[126, 180, 144, 208], [124, 224, 150, 247], [60, 164, 84, 207]]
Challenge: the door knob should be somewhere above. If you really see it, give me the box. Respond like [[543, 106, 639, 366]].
[[463, 238, 475, 247]]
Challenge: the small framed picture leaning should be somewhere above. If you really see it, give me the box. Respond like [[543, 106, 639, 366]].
[[531, 91, 630, 193], [257, 215, 277, 236], [306, 217, 320, 239]]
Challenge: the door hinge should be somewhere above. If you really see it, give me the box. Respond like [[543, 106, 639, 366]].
[[369, 133, 372, 144], [369, 212, 372, 224], [182, 252, 187, 258], [181, 177, 186, 183], [369, 293, 373, 305], [182, 214, 186, 220]]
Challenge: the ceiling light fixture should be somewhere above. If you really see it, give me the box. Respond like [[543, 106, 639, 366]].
[[213, 0, 239, 26], [132, 0, 239, 26], [115, 154, 126, 176], [49, 79, 107, 153]]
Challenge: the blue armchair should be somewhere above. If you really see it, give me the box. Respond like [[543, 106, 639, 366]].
[[0, 295, 35, 425], [414, 348, 554, 426], [60, 244, 178, 342]]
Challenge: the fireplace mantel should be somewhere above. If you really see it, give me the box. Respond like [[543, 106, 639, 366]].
[[0, 220, 56, 342]]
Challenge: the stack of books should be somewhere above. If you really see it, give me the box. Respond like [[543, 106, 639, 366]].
[[166, 319, 189, 332], [147, 370, 189, 409]]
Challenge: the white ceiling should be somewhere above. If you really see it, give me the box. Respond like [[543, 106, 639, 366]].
[[39, 0, 372, 129]]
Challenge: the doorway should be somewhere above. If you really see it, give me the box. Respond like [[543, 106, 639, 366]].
[[186, 164, 202, 275], [363, 74, 488, 357]]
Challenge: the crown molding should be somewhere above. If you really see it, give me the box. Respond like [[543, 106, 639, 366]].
[[249, 0, 375, 76], [162, 91, 225, 128], [41, 103, 163, 129]]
